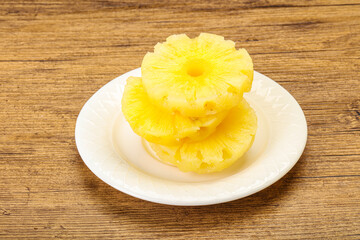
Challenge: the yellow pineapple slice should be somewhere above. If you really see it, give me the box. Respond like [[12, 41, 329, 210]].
[[121, 77, 227, 146], [150, 99, 257, 173], [141, 33, 253, 117]]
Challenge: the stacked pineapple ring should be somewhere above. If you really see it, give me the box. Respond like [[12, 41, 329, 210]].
[[122, 33, 257, 174]]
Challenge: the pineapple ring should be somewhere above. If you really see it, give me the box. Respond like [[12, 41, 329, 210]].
[[122, 77, 228, 146], [150, 99, 257, 174], [141, 33, 253, 117]]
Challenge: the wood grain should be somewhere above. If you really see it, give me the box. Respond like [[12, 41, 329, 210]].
[[1, 0, 359, 239]]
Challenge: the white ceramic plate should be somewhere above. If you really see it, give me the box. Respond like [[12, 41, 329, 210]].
[[75, 68, 307, 206]]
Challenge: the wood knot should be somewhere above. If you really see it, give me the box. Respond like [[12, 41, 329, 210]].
[[349, 99, 360, 121], [1, 209, 11, 216], [336, 100, 360, 131]]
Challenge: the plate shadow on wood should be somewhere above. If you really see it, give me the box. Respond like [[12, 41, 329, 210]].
[[74, 149, 306, 232]]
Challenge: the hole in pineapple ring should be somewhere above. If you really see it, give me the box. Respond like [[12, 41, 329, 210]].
[[186, 59, 207, 77]]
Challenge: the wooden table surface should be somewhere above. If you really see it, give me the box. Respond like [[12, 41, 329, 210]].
[[1, 0, 360, 239]]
